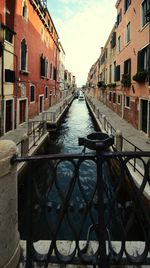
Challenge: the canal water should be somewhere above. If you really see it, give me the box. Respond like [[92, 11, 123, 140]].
[[18, 99, 142, 242]]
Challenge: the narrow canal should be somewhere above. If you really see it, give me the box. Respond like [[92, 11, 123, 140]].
[[18, 99, 142, 242]]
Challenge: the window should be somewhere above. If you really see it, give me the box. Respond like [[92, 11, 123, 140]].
[[142, 0, 150, 27], [109, 65, 112, 83], [45, 86, 48, 99], [105, 68, 107, 84], [50, 63, 53, 79], [124, 58, 131, 77], [45, 59, 48, 78], [109, 92, 112, 102], [22, 1, 28, 20], [117, 9, 122, 26], [21, 39, 27, 71], [117, 95, 121, 104], [126, 22, 131, 44], [115, 65, 120, 81], [125, 96, 130, 108], [111, 32, 116, 48], [53, 66, 57, 80], [118, 36, 121, 52], [48, 19, 50, 27], [113, 61, 116, 81], [5, 69, 15, 82], [137, 45, 149, 72], [113, 93, 116, 104], [30, 85, 35, 102], [124, 0, 131, 13], [5, 29, 13, 43], [40, 55, 46, 77]]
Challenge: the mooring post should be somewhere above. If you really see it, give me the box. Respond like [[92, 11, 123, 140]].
[[22, 134, 29, 156], [115, 130, 123, 151], [0, 140, 20, 268]]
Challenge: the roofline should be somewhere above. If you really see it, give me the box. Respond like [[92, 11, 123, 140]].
[[59, 41, 66, 55], [115, 0, 121, 8]]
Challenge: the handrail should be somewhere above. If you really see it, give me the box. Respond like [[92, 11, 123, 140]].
[[12, 150, 150, 267], [86, 96, 147, 175], [16, 120, 46, 157]]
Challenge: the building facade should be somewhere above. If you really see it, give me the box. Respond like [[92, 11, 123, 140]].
[[87, 0, 150, 136], [59, 42, 66, 100], [0, 0, 16, 136], [14, 0, 60, 126]]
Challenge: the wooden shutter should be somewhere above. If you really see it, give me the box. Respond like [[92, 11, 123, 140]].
[[115, 65, 120, 81], [5, 69, 15, 82]]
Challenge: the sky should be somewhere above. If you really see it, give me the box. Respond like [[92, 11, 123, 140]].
[[47, 0, 117, 87]]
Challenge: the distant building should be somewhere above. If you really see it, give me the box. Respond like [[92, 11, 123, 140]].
[[59, 42, 65, 100]]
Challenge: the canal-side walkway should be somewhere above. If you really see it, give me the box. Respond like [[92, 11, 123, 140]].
[[86, 95, 150, 152], [0, 94, 74, 156]]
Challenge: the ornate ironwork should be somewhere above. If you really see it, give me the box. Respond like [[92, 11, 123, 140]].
[[12, 133, 150, 268]]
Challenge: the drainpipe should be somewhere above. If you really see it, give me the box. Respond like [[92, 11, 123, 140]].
[[121, 85, 124, 119], [0, 28, 4, 137]]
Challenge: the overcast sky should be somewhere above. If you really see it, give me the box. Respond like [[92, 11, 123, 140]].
[[47, 0, 117, 87]]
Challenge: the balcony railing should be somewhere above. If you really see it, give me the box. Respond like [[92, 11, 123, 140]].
[[12, 133, 150, 268]]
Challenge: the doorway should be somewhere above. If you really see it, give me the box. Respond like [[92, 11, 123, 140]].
[[19, 99, 26, 124], [140, 99, 148, 134], [39, 95, 44, 114], [5, 99, 13, 133]]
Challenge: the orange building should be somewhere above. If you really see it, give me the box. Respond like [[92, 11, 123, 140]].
[[114, 0, 150, 135], [88, 0, 150, 136], [14, 0, 60, 126]]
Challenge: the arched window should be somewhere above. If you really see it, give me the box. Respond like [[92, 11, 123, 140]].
[[21, 39, 27, 71], [22, 1, 28, 20]]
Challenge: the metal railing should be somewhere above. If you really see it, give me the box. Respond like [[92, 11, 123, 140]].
[[42, 95, 74, 123], [86, 96, 147, 174], [16, 120, 47, 157], [12, 135, 150, 268]]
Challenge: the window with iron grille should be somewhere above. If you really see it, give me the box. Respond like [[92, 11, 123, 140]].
[[21, 39, 27, 71], [142, 0, 150, 27], [30, 85, 35, 102]]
